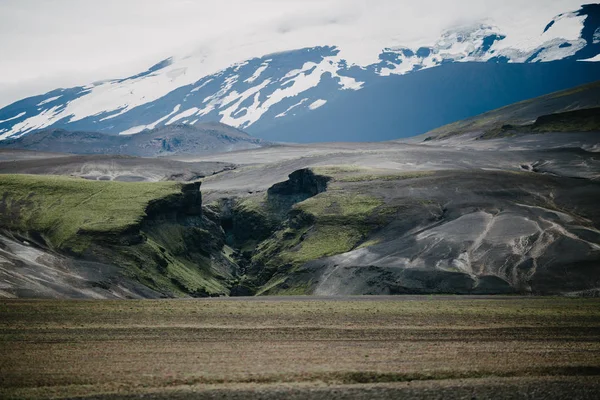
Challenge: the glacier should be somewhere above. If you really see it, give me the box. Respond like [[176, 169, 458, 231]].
[[0, 4, 599, 142]]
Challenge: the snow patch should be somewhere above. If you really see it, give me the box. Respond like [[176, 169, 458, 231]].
[[244, 63, 269, 84], [1, 51, 248, 136], [309, 99, 327, 110], [189, 79, 213, 93], [219, 79, 272, 127], [218, 55, 362, 129], [0, 112, 26, 125], [580, 54, 600, 62], [36, 96, 62, 106], [117, 104, 181, 135], [275, 98, 308, 118], [529, 38, 586, 62], [167, 107, 200, 125], [119, 125, 147, 135], [1, 6, 597, 137], [542, 12, 586, 44], [0, 107, 60, 140]]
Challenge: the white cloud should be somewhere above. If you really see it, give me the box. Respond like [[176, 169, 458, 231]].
[[0, 0, 587, 107]]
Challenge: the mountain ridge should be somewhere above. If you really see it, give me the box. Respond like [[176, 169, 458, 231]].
[[412, 80, 600, 142], [0, 4, 598, 142], [0, 122, 263, 157]]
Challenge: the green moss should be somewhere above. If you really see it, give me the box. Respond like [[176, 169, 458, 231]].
[[0, 174, 181, 252], [144, 222, 230, 296], [255, 275, 288, 296], [251, 191, 385, 292], [358, 238, 383, 249], [311, 165, 365, 175], [288, 225, 361, 264], [236, 194, 268, 215], [335, 171, 435, 182], [295, 191, 383, 222], [145, 224, 188, 255], [252, 226, 306, 270], [311, 166, 434, 183], [533, 118, 600, 133], [222, 194, 279, 253], [222, 245, 236, 264], [112, 240, 226, 297], [0, 174, 231, 297], [166, 256, 227, 295], [273, 280, 313, 295], [256, 274, 314, 296]]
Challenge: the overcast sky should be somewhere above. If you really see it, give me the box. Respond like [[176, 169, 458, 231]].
[[0, 0, 585, 107]]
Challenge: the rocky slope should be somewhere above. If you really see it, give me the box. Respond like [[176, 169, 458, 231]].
[[0, 152, 235, 182], [1, 90, 599, 298], [0, 176, 234, 298], [1, 131, 599, 297], [413, 80, 600, 142], [195, 137, 599, 297], [0, 122, 263, 157]]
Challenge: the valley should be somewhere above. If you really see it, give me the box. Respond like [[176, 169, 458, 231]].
[[1, 2, 600, 398], [1, 90, 599, 298], [2, 2, 600, 400]]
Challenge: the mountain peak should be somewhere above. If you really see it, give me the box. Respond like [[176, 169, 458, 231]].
[[0, 5, 598, 143]]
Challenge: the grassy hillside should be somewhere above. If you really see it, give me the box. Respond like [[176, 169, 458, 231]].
[[3, 134, 600, 298], [0, 174, 181, 252], [419, 80, 600, 141], [0, 175, 232, 297], [235, 167, 438, 295]]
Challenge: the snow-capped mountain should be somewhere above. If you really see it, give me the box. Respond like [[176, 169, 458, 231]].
[[0, 4, 599, 142]]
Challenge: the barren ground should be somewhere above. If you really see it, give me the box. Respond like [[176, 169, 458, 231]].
[[1, 297, 600, 399]]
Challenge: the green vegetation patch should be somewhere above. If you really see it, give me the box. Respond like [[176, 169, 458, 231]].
[[295, 191, 383, 222], [263, 278, 314, 296], [0, 174, 181, 252], [532, 107, 600, 133], [227, 194, 280, 252], [252, 191, 386, 292], [357, 238, 383, 249], [311, 165, 366, 175], [289, 224, 362, 264], [236, 193, 269, 215], [480, 108, 600, 139], [335, 171, 434, 182], [312, 165, 434, 183]]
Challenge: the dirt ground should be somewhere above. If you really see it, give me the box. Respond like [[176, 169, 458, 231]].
[[1, 296, 599, 399]]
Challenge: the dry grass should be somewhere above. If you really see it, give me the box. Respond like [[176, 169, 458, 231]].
[[1, 297, 600, 399]]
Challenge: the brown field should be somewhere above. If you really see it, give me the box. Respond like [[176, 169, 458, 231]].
[[1, 296, 600, 399]]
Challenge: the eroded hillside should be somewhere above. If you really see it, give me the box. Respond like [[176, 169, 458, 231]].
[[0, 176, 233, 298], [1, 84, 599, 297]]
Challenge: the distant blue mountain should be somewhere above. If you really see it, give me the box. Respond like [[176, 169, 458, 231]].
[[0, 4, 599, 143], [253, 61, 600, 142]]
